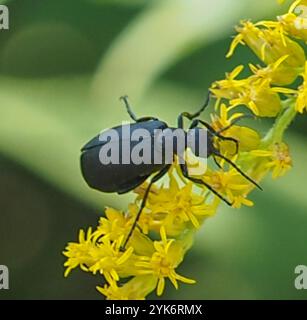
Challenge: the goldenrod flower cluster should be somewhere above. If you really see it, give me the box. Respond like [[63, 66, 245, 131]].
[[63, 0, 306, 299]]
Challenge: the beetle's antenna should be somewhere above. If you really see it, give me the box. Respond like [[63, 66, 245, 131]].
[[189, 118, 240, 154], [214, 152, 263, 190], [120, 95, 138, 122]]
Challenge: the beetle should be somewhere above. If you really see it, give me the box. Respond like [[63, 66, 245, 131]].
[[80, 92, 262, 248]]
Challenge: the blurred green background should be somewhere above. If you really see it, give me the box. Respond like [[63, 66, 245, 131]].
[[0, 0, 307, 300]]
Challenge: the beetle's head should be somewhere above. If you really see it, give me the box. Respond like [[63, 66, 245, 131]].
[[186, 127, 215, 158]]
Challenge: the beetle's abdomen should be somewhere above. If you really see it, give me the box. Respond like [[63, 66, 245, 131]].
[[80, 120, 169, 193], [80, 147, 164, 193]]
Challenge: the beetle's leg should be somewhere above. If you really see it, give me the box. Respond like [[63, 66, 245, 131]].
[[122, 164, 172, 250], [177, 90, 211, 129], [189, 118, 215, 132], [179, 163, 233, 206], [177, 114, 185, 129], [120, 95, 138, 121], [190, 119, 239, 155], [120, 96, 158, 123], [136, 116, 159, 122], [213, 155, 222, 169], [189, 90, 211, 119], [213, 152, 263, 191]]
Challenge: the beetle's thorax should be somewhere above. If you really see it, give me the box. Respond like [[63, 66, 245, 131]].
[[159, 127, 214, 159]]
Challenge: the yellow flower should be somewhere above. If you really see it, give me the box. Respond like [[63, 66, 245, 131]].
[[230, 79, 282, 117], [211, 65, 247, 100], [97, 283, 128, 300], [135, 173, 216, 235], [95, 206, 156, 256], [87, 236, 134, 283], [259, 1, 307, 46], [277, 13, 307, 42], [63, 228, 97, 277], [232, 195, 254, 209], [210, 103, 244, 131], [212, 75, 282, 117], [96, 207, 132, 241], [135, 227, 195, 296], [212, 69, 285, 117], [251, 142, 292, 179], [296, 62, 307, 113], [63, 229, 135, 284], [211, 103, 261, 156], [227, 21, 305, 72], [249, 55, 299, 86], [202, 167, 254, 208], [97, 275, 157, 300]]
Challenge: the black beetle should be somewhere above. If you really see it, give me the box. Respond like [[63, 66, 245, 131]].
[[80, 92, 261, 248]]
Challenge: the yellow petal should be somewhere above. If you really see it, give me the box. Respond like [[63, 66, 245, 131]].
[[157, 277, 165, 296]]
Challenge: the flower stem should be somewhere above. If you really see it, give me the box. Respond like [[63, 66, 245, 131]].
[[262, 101, 297, 147]]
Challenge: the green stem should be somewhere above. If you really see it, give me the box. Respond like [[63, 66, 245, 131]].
[[262, 102, 297, 147]]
